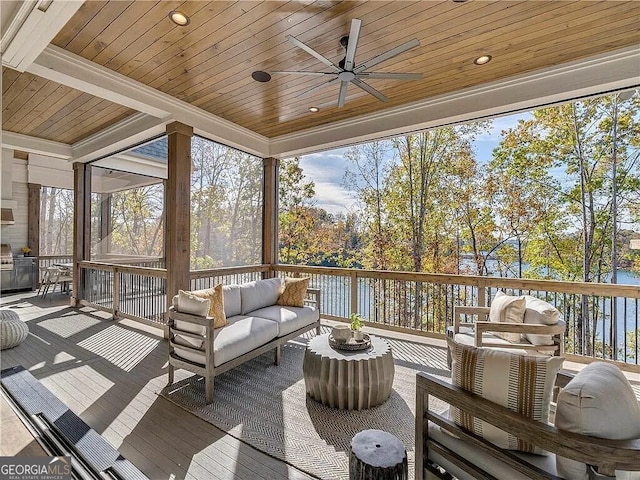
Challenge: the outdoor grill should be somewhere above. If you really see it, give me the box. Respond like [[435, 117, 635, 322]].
[[0, 243, 36, 292], [0, 243, 13, 271]]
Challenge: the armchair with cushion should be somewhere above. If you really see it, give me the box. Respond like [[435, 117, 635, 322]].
[[448, 291, 566, 361], [416, 341, 640, 480]]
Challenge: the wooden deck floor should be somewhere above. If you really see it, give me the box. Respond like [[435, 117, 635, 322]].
[[2, 291, 638, 480], [0, 291, 318, 480]]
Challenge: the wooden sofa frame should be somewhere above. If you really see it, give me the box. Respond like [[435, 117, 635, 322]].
[[452, 305, 566, 355], [168, 288, 321, 404], [415, 371, 640, 480]]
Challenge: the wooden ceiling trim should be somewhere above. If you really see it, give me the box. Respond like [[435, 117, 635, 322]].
[[52, 1, 109, 47], [231, 2, 635, 132], [161, 1, 418, 101], [115, 1, 227, 78], [99, 1, 224, 76]]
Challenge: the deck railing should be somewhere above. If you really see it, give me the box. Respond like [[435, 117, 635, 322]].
[[74, 260, 640, 366], [272, 265, 640, 365], [79, 261, 167, 327]]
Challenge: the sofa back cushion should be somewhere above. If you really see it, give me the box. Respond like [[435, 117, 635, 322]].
[[223, 285, 242, 317], [523, 295, 560, 346], [489, 290, 526, 343], [240, 278, 283, 314], [555, 362, 640, 479], [448, 339, 564, 454]]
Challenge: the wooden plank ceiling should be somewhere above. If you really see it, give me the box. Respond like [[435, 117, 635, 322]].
[[2, 67, 135, 144], [4, 0, 640, 144]]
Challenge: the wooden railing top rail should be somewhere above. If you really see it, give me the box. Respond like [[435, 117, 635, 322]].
[[38, 255, 72, 259], [190, 264, 269, 279], [272, 264, 640, 298], [92, 255, 164, 265], [79, 261, 167, 278]]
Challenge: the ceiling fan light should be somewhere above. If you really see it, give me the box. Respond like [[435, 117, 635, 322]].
[[474, 54, 492, 65], [169, 11, 190, 26], [309, 107, 320, 113]]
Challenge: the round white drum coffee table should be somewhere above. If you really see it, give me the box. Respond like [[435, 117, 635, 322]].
[[303, 333, 394, 410]]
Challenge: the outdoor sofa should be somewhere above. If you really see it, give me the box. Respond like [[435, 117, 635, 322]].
[[167, 277, 320, 403]]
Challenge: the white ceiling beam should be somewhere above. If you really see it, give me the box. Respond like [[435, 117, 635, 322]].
[[1, 130, 72, 159], [269, 46, 640, 158], [71, 113, 169, 164], [1, 0, 84, 72], [28, 45, 270, 157]]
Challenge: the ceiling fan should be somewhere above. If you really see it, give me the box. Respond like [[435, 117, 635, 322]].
[[252, 19, 422, 108]]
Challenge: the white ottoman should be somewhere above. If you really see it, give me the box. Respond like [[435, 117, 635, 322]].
[[0, 310, 28, 350]]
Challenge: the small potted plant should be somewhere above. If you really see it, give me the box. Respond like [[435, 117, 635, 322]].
[[20, 246, 31, 257], [349, 313, 365, 341]]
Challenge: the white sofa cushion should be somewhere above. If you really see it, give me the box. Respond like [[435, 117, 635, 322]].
[[489, 290, 526, 342], [223, 284, 242, 317], [523, 296, 560, 346], [555, 362, 640, 480], [448, 339, 564, 454], [240, 278, 283, 314], [250, 305, 319, 337], [173, 315, 279, 367]]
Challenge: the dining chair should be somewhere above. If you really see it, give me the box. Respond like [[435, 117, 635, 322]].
[[43, 267, 73, 298]]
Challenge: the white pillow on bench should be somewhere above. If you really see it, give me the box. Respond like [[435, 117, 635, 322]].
[[523, 295, 560, 346]]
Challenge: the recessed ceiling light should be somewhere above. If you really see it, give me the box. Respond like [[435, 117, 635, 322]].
[[251, 71, 272, 82], [309, 107, 320, 113], [169, 11, 190, 26], [474, 54, 492, 65]]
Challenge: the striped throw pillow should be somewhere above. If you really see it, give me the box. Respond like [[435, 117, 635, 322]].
[[448, 339, 564, 453]]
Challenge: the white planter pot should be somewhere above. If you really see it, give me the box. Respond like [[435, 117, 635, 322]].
[[352, 330, 364, 341]]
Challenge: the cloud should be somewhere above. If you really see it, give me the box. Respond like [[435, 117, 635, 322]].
[[312, 181, 358, 215]]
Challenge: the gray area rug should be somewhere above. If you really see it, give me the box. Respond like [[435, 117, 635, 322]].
[[158, 331, 450, 480]]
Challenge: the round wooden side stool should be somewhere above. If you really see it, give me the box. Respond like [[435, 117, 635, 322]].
[[0, 310, 28, 350], [349, 429, 408, 480]]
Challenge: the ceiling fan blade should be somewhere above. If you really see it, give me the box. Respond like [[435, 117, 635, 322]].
[[298, 77, 341, 97], [343, 18, 362, 71], [357, 72, 423, 80], [337, 81, 349, 107], [354, 38, 420, 73], [286, 34, 341, 73], [269, 70, 335, 76], [351, 78, 388, 103]]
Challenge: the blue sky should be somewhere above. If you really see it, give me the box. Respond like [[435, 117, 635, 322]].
[[299, 112, 530, 215]]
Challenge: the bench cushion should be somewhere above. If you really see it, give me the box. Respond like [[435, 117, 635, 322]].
[[428, 421, 559, 480], [250, 305, 319, 337], [173, 315, 279, 367], [240, 278, 282, 314]]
